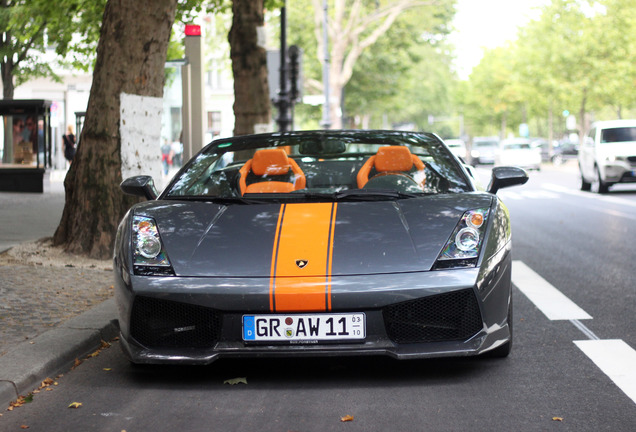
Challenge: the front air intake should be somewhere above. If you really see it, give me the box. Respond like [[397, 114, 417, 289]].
[[130, 296, 222, 349], [383, 289, 483, 344]]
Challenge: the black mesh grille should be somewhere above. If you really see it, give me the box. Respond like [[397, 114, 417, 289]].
[[383, 289, 482, 344], [130, 296, 222, 349]]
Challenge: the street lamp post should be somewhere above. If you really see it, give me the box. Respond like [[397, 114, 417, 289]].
[[274, 5, 292, 132], [320, 0, 331, 129]]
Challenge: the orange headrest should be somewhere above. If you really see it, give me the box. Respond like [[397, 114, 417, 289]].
[[251, 149, 291, 176], [375, 146, 414, 172], [356, 145, 426, 189]]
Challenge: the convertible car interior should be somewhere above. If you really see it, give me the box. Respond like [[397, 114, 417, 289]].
[[171, 143, 459, 200]]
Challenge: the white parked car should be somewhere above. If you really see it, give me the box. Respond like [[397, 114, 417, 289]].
[[496, 138, 541, 171], [444, 138, 467, 160], [470, 137, 500, 165], [579, 119, 636, 193]]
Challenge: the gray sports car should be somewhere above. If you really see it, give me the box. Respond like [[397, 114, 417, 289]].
[[114, 130, 528, 365]]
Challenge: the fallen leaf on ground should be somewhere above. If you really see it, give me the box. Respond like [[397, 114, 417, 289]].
[[552, 417, 563, 422], [20, 425, 29, 429], [68, 402, 82, 409], [340, 415, 354, 422], [103, 368, 112, 371], [8, 394, 34, 410], [223, 377, 247, 385]]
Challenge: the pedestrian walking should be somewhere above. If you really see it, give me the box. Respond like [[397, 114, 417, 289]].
[[62, 125, 76, 163]]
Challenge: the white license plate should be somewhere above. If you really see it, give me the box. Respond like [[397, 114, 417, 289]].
[[242, 313, 366, 342]]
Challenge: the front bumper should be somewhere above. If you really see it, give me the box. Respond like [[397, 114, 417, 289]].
[[601, 162, 636, 183], [115, 256, 512, 365]]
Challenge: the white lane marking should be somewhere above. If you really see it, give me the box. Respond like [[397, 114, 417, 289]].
[[512, 261, 592, 320], [498, 190, 560, 200], [574, 339, 636, 405], [498, 191, 520, 200], [543, 183, 636, 208], [499, 183, 636, 219]]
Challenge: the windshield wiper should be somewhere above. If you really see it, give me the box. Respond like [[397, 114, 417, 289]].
[[335, 189, 420, 200]]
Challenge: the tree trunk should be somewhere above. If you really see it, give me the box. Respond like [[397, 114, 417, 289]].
[[578, 89, 588, 145], [1, 60, 14, 99], [229, 0, 270, 136], [312, 0, 434, 129], [53, 0, 176, 259], [0, 26, 15, 100]]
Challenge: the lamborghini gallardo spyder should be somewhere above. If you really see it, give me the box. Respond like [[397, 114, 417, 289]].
[[114, 130, 528, 364]]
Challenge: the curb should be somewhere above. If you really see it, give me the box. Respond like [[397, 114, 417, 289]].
[[0, 298, 119, 409]]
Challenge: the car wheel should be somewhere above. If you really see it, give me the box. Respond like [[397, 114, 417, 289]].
[[552, 154, 563, 166], [580, 165, 591, 191], [483, 296, 512, 358], [591, 165, 609, 194]]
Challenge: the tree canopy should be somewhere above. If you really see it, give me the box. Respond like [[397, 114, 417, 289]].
[[458, 0, 636, 140], [0, 0, 106, 98]]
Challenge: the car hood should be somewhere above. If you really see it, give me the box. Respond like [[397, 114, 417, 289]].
[[133, 194, 494, 277], [597, 141, 636, 157]]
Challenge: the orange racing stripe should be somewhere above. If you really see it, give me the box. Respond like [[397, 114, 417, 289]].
[[270, 203, 338, 312]]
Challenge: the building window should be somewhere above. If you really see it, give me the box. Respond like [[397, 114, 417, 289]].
[[207, 111, 221, 138]]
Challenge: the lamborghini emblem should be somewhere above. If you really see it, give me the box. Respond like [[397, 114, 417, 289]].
[[296, 259, 308, 269]]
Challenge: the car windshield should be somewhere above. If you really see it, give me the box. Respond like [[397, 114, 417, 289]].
[[504, 142, 531, 150], [600, 127, 636, 143], [163, 130, 472, 201], [475, 141, 497, 148]]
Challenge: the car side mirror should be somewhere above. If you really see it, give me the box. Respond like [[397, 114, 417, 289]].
[[488, 166, 529, 194], [120, 175, 158, 200]]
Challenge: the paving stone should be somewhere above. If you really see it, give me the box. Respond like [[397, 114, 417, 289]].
[[0, 264, 114, 357]]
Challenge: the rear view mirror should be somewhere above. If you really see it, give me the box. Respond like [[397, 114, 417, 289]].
[[488, 166, 529, 194], [121, 175, 158, 200]]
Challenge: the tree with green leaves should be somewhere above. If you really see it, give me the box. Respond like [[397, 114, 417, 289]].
[[230, 0, 271, 135], [52, 0, 277, 258], [53, 0, 178, 258], [463, 0, 636, 141], [287, 0, 456, 129], [0, 0, 106, 99], [458, 44, 525, 138]]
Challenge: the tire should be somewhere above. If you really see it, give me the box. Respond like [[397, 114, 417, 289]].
[[483, 295, 512, 358], [552, 154, 563, 166], [591, 165, 609, 194], [580, 164, 591, 191]]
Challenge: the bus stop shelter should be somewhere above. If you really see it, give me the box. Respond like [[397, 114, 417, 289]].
[[0, 99, 52, 193]]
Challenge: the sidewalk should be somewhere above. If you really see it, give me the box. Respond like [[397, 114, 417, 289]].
[[0, 170, 118, 409]]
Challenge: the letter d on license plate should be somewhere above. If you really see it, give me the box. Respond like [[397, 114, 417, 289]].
[[243, 313, 365, 342]]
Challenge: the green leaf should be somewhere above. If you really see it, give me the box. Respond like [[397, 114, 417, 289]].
[[223, 377, 247, 385]]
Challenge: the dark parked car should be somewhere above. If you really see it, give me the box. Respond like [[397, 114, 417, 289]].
[[115, 130, 528, 365], [551, 140, 579, 165], [531, 138, 578, 165]]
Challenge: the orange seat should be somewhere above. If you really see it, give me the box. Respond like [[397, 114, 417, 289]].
[[238, 148, 306, 195], [356, 146, 426, 189]]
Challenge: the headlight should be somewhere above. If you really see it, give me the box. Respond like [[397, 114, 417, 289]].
[[132, 215, 174, 275], [434, 208, 489, 269]]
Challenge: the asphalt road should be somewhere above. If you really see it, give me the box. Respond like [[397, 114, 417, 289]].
[[3, 161, 635, 431]]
